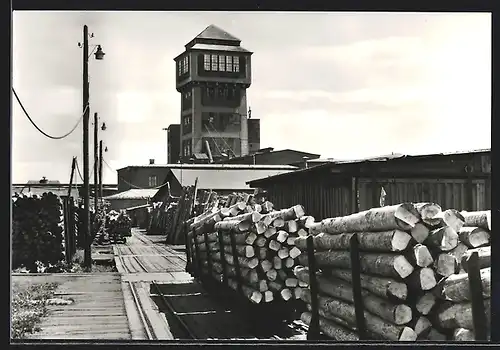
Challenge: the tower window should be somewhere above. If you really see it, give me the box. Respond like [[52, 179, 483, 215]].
[[233, 56, 240, 72], [178, 61, 182, 76], [219, 55, 226, 71], [204, 54, 211, 71], [226, 56, 233, 72], [211, 55, 218, 71], [182, 56, 189, 74]]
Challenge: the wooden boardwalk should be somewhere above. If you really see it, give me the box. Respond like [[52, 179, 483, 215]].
[[23, 273, 131, 340]]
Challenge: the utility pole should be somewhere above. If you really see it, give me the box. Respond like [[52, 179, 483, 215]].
[[66, 157, 77, 265], [99, 140, 103, 202], [82, 25, 91, 270], [94, 112, 99, 216]]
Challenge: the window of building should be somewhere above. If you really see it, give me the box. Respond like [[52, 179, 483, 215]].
[[148, 175, 157, 187], [204, 54, 211, 71], [226, 56, 232, 72], [182, 139, 192, 157], [178, 61, 182, 76], [219, 55, 226, 71], [211, 55, 218, 71], [183, 115, 191, 126], [233, 56, 240, 72], [182, 56, 189, 74]]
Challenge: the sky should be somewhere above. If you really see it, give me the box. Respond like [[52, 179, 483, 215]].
[[12, 11, 491, 185]]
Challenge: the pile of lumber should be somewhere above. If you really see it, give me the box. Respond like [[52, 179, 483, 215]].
[[294, 203, 491, 342], [12, 192, 65, 271], [166, 184, 197, 245], [431, 210, 491, 341], [188, 199, 310, 305]]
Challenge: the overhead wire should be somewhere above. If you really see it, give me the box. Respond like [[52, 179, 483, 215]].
[[102, 157, 171, 190], [12, 87, 87, 140]]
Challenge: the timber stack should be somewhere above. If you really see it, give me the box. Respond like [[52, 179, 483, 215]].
[[293, 203, 491, 342], [187, 196, 309, 305]]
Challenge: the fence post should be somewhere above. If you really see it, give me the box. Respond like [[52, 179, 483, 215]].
[[349, 233, 367, 340], [306, 235, 320, 340], [203, 230, 214, 280], [217, 231, 228, 286], [467, 252, 487, 341], [229, 231, 243, 296], [192, 228, 203, 279], [184, 223, 192, 274]]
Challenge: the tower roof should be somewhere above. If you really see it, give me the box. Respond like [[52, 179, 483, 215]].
[[195, 25, 241, 42]]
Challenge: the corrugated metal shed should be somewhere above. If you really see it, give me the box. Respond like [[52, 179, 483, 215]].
[[247, 149, 491, 221], [103, 189, 158, 200]]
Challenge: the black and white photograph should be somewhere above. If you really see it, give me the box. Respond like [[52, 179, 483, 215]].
[[11, 10, 492, 342]]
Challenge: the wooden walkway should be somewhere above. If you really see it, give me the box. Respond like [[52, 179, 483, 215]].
[[23, 273, 131, 340]]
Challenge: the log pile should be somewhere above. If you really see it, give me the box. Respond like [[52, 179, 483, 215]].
[[12, 192, 65, 271], [188, 197, 308, 305], [294, 204, 491, 342]]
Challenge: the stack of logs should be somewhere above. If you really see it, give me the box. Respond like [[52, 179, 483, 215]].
[[188, 200, 311, 305], [294, 203, 491, 342]]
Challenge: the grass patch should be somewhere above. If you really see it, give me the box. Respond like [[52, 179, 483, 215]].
[[11, 282, 59, 339]]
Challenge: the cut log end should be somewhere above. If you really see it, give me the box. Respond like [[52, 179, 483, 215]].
[[281, 288, 292, 301], [264, 290, 274, 303], [388, 283, 408, 301], [394, 304, 413, 325], [387, 229, 412, 252], [411, 222, 430, 244], [395, 203, 422, 229], [435, 254, 459, 278], [394, 255, 415, 279], [250, 291, 262, 304], [399, 327, 418, 341], [413, 244, 434, 268]]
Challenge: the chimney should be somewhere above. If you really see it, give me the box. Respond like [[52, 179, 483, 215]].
[[303, 156, 309, 169], [149, 159, 155, 165]]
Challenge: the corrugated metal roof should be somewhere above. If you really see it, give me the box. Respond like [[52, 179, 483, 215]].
[[118, 164, 297, 171], [103, 189, 158, 200], [190, 43, 250, 53], [170, 168, 294, 190], [247, 148, 491, 185]]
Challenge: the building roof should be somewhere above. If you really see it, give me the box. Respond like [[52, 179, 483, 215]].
[[103, 189, 158, 200], [218, 149, 321, 165], [12, 186, 80, 199], [170, 168, 295, 190], [189, 43, 251, 53], [247, 148, 491, 186], [27, 179, 61, 185], [125, 204, 151, 211], [194, 25, 241, 42], [118, 164, 297, 171]]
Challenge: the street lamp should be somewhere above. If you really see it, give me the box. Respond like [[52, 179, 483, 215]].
[[81, 25, 105, 270]]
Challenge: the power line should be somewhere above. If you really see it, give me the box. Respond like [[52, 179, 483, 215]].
[[12, 87, 87, 140], [75, 158, 96, 183], [102, 157, 171, 190]]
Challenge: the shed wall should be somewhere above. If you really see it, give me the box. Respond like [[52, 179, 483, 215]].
[[264, 176, 490, 221]]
